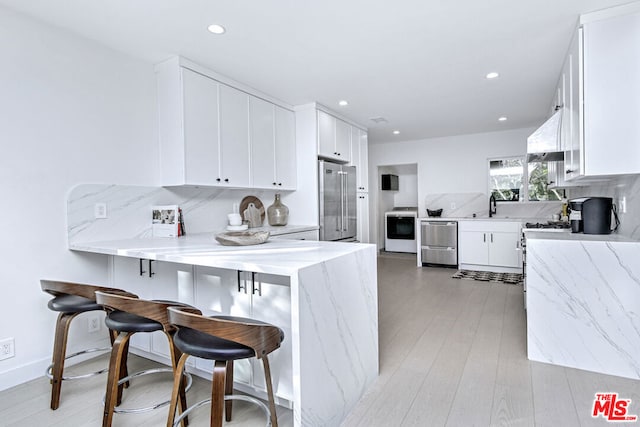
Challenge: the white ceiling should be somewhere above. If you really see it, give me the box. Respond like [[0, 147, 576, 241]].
[[0, 0, 632, 143]]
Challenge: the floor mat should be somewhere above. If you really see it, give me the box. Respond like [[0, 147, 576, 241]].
[[452, 269, 523, 285]]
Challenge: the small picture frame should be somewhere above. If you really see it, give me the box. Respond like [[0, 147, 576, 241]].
[[152, 205, 179, 237]]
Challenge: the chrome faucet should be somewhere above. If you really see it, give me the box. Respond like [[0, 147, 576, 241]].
[[489, 194, 497, 217]]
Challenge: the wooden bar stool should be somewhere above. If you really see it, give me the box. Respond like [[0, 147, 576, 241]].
[[166, 306, 284, 427], [41, 280, 130, 410], [95, 291, 194, 427]]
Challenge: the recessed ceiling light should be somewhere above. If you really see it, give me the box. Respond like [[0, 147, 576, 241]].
[[486, 72, 500, 79], [207, 24, 226, 34], [498, 117, 508, 122], [393, 130, 400, 135], [338, 100, 349, 107]]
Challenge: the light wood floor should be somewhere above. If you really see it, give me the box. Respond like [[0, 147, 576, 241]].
[[343, 254, 640, 427], [3, 255, 639, 426]]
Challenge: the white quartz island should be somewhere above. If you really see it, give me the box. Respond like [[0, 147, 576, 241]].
[[71, 235, 379, 427], [525, 231, 640, 380]]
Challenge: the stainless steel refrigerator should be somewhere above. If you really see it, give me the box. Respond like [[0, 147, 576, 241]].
[[319, 160, 357, 241]]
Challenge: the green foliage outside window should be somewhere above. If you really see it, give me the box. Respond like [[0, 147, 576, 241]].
[[490, 157, 565, 202]]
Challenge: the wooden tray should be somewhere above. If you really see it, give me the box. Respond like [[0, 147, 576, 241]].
[[215, 231, 270, 246]]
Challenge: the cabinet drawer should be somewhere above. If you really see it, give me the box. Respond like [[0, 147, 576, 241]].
[[458, 220, 521, 233], [421, 222, 457, 247], [421, 246, 457, 266]]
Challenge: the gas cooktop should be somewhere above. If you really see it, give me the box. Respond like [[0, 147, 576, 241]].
[[524, 221, 571, 231]]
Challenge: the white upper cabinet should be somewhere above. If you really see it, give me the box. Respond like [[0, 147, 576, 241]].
[[581, 10, 640, 177], [350, 127, 369, 192], [250, 98, 297, 190], [156, 57, 296, 189], [181, 68, 221, 186], [218, 84, 251, 186], [335, 119, 351, 162], [317, 110, 351, 163], [555, 8, 640, 182], [274, 106, 297, 189], [249, 96, 275, 187]]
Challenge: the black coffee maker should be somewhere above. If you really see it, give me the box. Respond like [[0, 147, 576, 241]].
[[569, 197, 617, 234]]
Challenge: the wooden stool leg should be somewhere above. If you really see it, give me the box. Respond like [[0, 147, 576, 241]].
[[262, 357, 278, 427], [115, 337, 130, 405], [102, 332, 130, 427], [50, 312, 77, 410], [211, 361, 227, 427], [166, 353, 189, 427], [167, 332, 189, 427], [224, 360, 234, 422], [108, 327, 129, 390]]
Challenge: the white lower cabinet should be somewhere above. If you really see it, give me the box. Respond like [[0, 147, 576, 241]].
[[193, 267, 293, 402], [357, 193, 370, 243], [111, 258, 294, 403], [458, 221, 522, 272], [111, 256, 194, 358]]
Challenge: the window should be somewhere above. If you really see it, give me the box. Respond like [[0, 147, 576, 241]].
[[489, 157, 565, 202], [489, 158, 523, 201]]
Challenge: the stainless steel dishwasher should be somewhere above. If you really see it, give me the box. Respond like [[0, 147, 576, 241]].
[[421, 221, 458, 267]]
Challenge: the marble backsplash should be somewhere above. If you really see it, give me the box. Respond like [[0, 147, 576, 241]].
[[570, 174, 640, 239], [67, 184, 280, 245], [419, 174, 640, 237], [423, 193, 561, 220]]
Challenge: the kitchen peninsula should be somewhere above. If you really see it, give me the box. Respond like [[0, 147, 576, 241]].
[[67, 184, 378, 426], [71, 234, 378, 427], [525, 231, 640, 380]]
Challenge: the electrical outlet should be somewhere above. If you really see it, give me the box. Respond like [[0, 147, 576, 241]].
[[88, 314, 101, 333], [620, 196, 627, 213], [450, 202, 456, 210], [0, 338, 15, 360], [94, 203, 107, 219]]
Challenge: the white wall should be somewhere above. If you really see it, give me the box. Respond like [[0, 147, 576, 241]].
[[368, 127, 535, 247], [0, 7, 158, 389]]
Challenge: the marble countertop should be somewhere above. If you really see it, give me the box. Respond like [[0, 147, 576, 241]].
[[418, 217, 528, 222], [70, 232, 370, 276], [523, 229, 638, 243]]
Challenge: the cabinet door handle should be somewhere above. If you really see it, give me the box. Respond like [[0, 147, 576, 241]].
[[251, 272, 261, 296], [278, 183, 282, 186], [148, 259, 155, 277], [139, 258, 146, 276], [224, 178, 229, 183], [237, 270, 247, 293], [216, 178, 221, 182], [491, 233, 494, 243], [483, 233, 486, 243], [273, 182, 277, 186]]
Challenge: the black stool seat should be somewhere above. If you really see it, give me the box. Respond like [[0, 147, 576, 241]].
[[174, 327, 254, 361], [166, 309, 285, 427], [173, 316, 283, 361], [48, 294, 102, 313], [105, 311, 163, 333]]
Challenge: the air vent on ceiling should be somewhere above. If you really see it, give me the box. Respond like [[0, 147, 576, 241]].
[[369, 116, 388, 124]]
